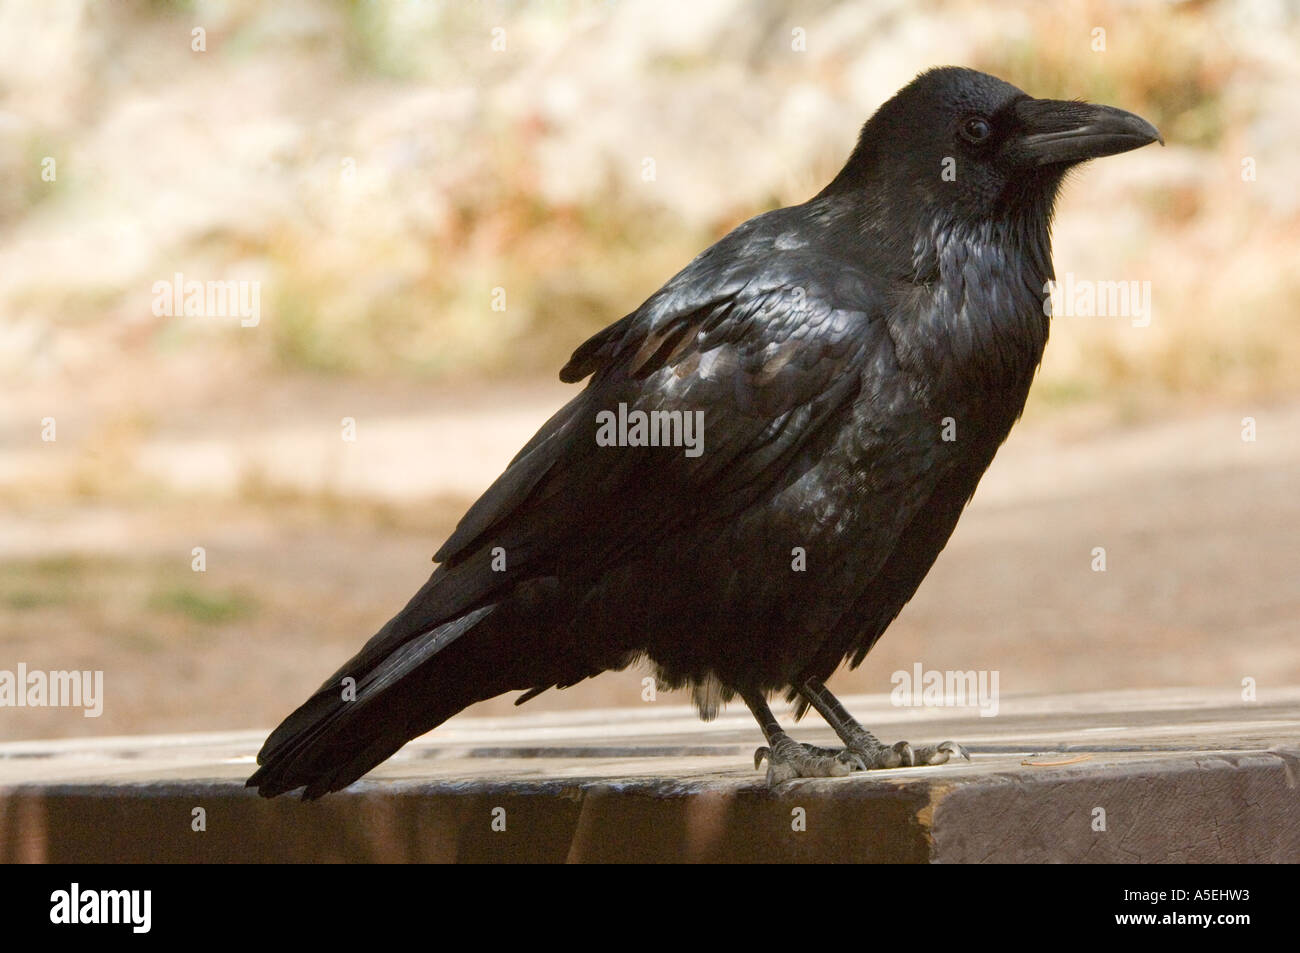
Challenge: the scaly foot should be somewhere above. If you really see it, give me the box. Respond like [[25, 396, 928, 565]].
[[756, 736, 970, 783], [753, 735, 858, 784]]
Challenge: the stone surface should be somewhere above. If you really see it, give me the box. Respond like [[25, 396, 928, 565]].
[[1, 688, 1297, 862]]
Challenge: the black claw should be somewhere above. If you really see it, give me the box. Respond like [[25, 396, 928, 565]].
[[941, 740, 971, 762], [894, 741, 915, 767]]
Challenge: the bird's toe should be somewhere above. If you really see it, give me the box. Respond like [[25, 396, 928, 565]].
[[911, 740, 971, 765]]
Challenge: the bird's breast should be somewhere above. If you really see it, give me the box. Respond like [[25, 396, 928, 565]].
[[896, 219, 1052, 394]]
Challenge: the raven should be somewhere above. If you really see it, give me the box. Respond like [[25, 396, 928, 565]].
[[249, 67, 1161, 798]]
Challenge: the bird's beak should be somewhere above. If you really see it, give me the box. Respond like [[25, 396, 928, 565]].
[[1010, 98, 1163, 167]]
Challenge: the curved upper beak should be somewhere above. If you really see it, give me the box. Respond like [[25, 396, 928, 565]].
[[1010, 98, 1163, 167]]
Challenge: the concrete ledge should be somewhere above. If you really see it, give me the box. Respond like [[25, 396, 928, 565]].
[[2, 688, 1297, 862]]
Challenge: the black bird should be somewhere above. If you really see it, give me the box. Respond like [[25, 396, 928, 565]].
[[249, 67, 1161, 798]]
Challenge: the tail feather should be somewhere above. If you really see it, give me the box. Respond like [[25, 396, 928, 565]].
[[248, 604, 498, 799]]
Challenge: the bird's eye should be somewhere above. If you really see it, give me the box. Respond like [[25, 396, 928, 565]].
[[960, 116, 992, 144]]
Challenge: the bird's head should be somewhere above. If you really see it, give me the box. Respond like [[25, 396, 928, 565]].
[[821, 66, 1162, 256]]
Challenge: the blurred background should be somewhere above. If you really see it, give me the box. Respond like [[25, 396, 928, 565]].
[[1, 0, 1297, 742]]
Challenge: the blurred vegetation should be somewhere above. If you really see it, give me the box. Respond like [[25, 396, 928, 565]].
[[1, 0, 1296, 412], [148, 585, 258, 625], [2, 554, 254, 624]]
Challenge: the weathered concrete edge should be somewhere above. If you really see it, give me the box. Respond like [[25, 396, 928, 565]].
[[1, 774, 937, 863], [929, 748, 1300, 863], [4, 748, 1298, 862]]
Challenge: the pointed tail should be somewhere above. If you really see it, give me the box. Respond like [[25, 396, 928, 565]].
[[247, 603, 498, 799]]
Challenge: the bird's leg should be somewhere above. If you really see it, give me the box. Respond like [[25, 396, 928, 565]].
[[799, 677, 970, 769], [743, 690, 858, 784]]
